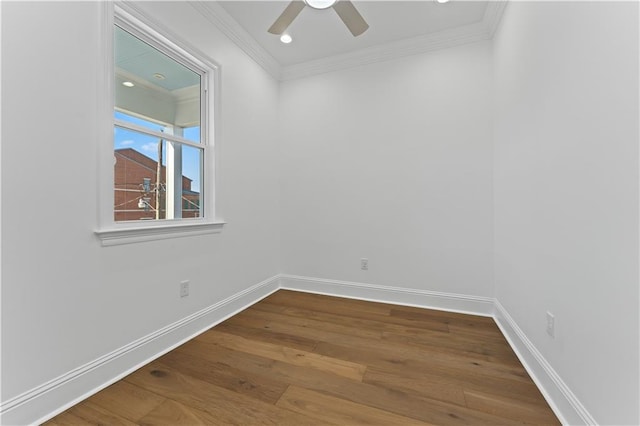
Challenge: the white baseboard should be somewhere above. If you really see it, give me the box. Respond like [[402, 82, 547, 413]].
[[494, 300, 596, 426], [279, 274, 495, 317], [0, 275, 280, 426]]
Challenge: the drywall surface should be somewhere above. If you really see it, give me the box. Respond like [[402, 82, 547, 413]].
[[493, 2, 639, 424], [279, 41, 494, 298], [1, 0, 280, 402]]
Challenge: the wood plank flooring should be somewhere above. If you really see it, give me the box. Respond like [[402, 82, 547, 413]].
[[46, 290, 559, 425]]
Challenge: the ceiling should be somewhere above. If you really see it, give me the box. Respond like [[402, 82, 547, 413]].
[[218, 1, 488, 66], [193, 1, 507, 80]]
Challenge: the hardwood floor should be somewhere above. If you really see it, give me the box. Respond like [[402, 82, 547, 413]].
[[46, 290, 559, 425]]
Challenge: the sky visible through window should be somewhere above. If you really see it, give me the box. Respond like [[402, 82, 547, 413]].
[[114, 111, 201, 192]]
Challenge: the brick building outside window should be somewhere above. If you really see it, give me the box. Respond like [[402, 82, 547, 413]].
[[114, 148, 200, 221]]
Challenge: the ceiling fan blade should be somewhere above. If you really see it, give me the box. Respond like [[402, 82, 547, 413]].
[[332, 0, 369, 36], [268, 1, 306, 35]]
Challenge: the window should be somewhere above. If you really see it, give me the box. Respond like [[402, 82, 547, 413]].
[[114, 23, 204, 222], [96, 5, 222, 245]]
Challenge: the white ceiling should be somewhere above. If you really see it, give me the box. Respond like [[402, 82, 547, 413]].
[[217, 1, 489, 66], [193, 1, 507, 80]]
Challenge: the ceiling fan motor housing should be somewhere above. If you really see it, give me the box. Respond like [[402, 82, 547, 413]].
[[304, 0, 338, 10], [269, 0, 369, 37]]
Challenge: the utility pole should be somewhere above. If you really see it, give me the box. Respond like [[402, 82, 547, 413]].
[[156, 139, 163, 220]]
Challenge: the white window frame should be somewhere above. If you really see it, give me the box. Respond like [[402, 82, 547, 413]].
[[95, 3, 224, 246]]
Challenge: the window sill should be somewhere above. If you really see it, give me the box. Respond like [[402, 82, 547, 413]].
[[95, 220, 226, 246]]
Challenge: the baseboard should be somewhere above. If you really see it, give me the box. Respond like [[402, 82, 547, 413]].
[[279, 274, 495, 317], [0, 275, 280, 426], [494, 300, 597, 425]]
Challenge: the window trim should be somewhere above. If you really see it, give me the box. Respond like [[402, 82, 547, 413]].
[[95, 2, 224, 246]]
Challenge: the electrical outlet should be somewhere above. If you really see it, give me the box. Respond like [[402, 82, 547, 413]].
[[180, 280, 190, 298], [546, 311, 555, 338], [361, 258, 368, 271]]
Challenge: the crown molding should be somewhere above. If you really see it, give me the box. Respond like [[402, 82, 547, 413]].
[[483, 0, 509, 37], [189, 1, 282, 80], [191, 1, 508, 82]]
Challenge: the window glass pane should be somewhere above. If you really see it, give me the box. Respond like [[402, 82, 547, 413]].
[[113, 127, 203, 222], [114, 127, 167, 222], [183, 126, 200, 144], [114, 25, 201, 132], [181, 145, 203, 218]]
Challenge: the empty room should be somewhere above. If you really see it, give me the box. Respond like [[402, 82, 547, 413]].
[[1, 0, 638, 424]]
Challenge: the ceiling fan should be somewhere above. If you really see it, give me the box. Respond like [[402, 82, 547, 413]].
[[268, 0, 369, 37]]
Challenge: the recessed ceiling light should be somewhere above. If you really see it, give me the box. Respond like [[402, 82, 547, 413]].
[[280, 34, 293, 44], [153, 73, 166, 80], [122, 81, 135, 87], [305, 0, 337, 10], [435, 0, 450, 3]]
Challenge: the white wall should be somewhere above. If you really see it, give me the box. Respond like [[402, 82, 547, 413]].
[[279, 42, 494, 298], [493, 2, 639, 424], [1, 0, 280, 407]]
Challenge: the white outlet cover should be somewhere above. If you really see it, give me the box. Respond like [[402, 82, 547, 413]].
[[180, 281, 190, 298], [546, 311, 555, 338], [361, 258, 368, 270]]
